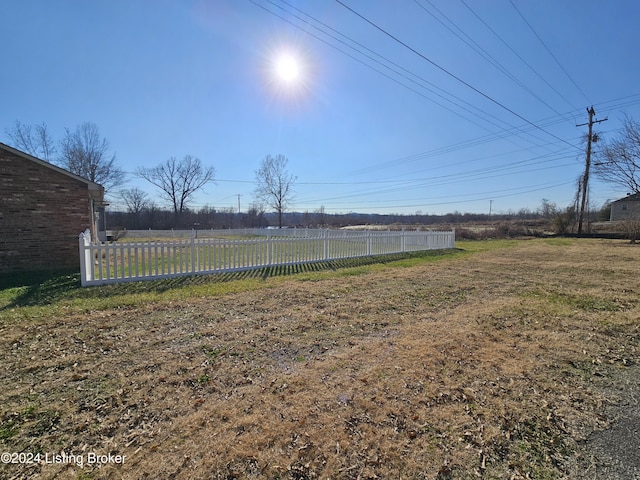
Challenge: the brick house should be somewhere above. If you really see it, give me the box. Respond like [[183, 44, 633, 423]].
[[610, 193, 640, 221], [0, 142, 105, 274]]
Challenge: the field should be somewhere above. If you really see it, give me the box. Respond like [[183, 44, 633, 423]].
[[1, 238, 639, 479]]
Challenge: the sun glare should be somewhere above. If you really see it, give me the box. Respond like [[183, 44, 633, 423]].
[[274, 53, 302, 84], [261, 46, 314, 107]]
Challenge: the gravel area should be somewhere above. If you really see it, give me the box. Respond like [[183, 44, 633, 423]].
[[579, 364, 640, 479]]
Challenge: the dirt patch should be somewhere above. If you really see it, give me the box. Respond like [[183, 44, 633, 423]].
[[1, 239, 639, 478]]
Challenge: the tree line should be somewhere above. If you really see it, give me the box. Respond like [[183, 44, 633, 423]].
[[105, 199, 610, 232], [5, 117, 640, 230], [107, 204, 531, 231]]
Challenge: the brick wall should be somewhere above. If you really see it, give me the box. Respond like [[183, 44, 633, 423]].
[[0, 149, 94, 273]]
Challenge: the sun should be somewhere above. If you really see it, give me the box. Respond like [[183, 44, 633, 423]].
[[273, 52, 302, 84], [260, 45, 314, 106]]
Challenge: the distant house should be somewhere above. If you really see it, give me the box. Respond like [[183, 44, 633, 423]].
[[0, 142, 105, 274], [610, 193, 640, 221]]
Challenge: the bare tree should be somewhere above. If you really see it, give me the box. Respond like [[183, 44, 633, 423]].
[[136, 155, 215, 221], [59, 122, 124, 192], [538, 198, 559, 218], [594, 116, 640, 194], [120, 188, 149, 214], [316, 205, 326, 227], [5, 120, 56, 161], [254, 154, 296, 228], [119, 188, 150, 230]]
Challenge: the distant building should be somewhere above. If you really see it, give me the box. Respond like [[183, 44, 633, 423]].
[[0, 142, 105, 273], [610, 193, 640, 221]]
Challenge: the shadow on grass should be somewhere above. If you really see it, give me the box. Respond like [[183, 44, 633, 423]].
[[1, 249, 459, 310], [0, 270, 81, 310]]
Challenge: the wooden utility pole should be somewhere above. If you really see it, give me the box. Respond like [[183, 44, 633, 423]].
[[237, 194, 242, 214], [576, 107, 607, 234]]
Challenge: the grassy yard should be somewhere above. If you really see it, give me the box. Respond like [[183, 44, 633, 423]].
[[0, 239, 638, 479]]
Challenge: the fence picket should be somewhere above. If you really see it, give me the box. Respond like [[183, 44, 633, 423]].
[[79, 229, 454, 286]]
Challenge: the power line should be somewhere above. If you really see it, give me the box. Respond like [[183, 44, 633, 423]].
[[253, 0, 484, 125], [314, 180, 575, 212], [459, 0, 578, 113], [299, 154, 577, 205], [508, 0, 591, 105], [350, 112, 584, 176], [414, 0, 563, 117], [254, 0, 574, 152], [271, 0, 506, 128], [334, 0, 578, 151]]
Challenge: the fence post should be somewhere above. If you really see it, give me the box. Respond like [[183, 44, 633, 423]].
[[267, 230, 272, 266], [401, 230, 406, 252], [366, 230, 372, 256], [191, 234, 197, 272], [323, 229, 329, 260], [79, 229, 92, 286]]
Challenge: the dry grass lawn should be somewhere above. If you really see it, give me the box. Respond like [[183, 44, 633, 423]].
[[1, 238, 639, 479]]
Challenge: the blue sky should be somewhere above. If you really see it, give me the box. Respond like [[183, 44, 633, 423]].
[[2, 0, 640, 216]]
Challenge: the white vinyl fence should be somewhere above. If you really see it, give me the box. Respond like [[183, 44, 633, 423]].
[[79, 228, 455, 287]]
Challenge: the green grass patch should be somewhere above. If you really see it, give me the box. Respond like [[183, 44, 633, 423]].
[[542, 237, 574, 247], [0, 241, 518, 322], [0, 416, 21, 441], [524, 290, 627, 312], [0, 405, 60, 441], [455, 238, 521, 254]]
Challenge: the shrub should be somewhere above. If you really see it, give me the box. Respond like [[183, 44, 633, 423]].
[[622, 219, 640, 243]]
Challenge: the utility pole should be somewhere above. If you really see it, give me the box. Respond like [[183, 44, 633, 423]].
[[576, 107, 607, 234], [237, 194, 242, 214]]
